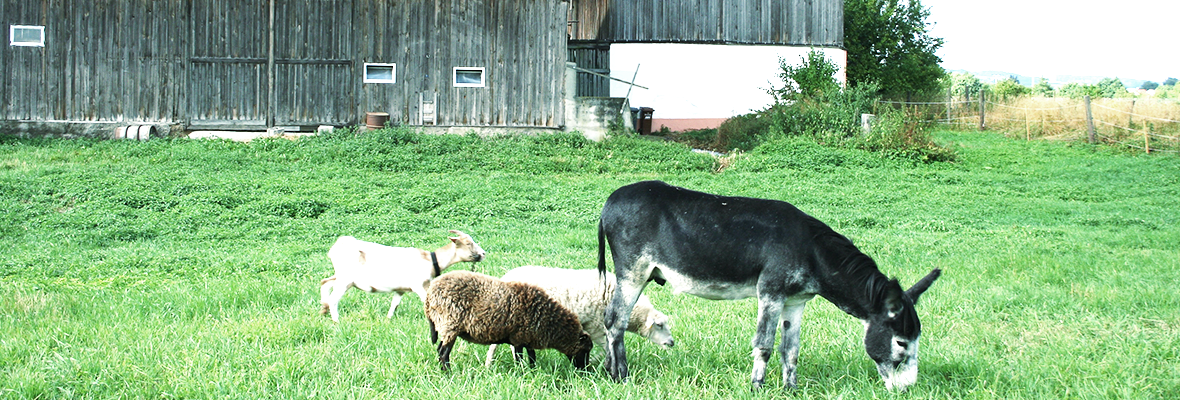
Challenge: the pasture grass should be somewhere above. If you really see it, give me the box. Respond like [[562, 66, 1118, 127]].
[[2, 129, 1178, 399]]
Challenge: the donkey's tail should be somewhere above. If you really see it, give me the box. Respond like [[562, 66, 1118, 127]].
[[597, 218, 608, 279], [597, 218, 612, 304]]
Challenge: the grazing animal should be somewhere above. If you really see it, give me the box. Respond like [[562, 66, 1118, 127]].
[[598, 180, 941, 391], [424, 270, 593, 370], [319, 230, 486, 322], [484, 266, 675, 367]]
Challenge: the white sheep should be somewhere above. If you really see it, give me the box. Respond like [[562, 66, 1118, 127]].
[[484, 265, 675, 366], [318, 230, 486, 322], [425, 270, 594, 370]]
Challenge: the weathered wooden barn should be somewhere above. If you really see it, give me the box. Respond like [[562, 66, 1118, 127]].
[[1, 0, 841, 138], [568, 0, 843, 97]]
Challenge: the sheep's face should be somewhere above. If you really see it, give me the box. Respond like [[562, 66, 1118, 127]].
[[643, 312, 675, 348], [448, 230, 486, 262], [566, 332, 593, 370]]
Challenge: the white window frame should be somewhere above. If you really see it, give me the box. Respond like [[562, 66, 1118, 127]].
[[9, 25, 45, 47], [363, 63, 396, 84], [453, 67, 486, 88]]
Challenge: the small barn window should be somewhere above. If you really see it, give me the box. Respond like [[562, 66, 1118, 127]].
[[453, 67, 486, 88], [9, 25, 44, 47], [363, 63, 396, 84]]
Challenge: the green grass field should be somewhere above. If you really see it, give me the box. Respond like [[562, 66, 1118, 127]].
[[2, 129, 1177, 399]]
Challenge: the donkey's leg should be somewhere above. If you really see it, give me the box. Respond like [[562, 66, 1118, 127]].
[[605, 266, 649, 382], [751, 295, 785, 389], [778, 299, 809, 388]]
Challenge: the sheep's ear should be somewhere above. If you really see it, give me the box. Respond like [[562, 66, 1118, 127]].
[[644, 315, 655, 330], [448, 230, 466, 237]]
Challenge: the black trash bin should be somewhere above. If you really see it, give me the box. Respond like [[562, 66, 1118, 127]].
[[637, 107, 655, 135]]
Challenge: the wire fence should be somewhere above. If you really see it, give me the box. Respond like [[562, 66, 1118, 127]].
[[879, 96, 1180, 154]]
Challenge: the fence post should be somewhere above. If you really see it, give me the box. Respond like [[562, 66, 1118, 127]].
[[1145, 130, 1151, 154], [946, 87, 952, 127], [978, 91, 986, 131], [1084, 95, 1096, 143]]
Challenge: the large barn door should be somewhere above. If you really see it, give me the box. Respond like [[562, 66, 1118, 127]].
[[188, 1, 270, 129], [272, 0, 355, 127], [188, 0, 354, 129]]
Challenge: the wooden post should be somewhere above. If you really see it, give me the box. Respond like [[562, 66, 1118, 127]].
[[267, 0, 276, 128], [978, 91, 986, 130], [1145, 130, 1151, 154], [946, 87, 952, 127], [1084, 95, 1096, 143], [1024, 107, 1030, 141]]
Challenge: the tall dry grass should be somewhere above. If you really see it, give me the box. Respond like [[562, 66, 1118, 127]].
[[911, 97, 1180, 153]]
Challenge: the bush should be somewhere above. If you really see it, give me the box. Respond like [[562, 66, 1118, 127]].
[[761, 50, 954, 163], [714, 112, 772, 151], [850, 108, 957, 162]]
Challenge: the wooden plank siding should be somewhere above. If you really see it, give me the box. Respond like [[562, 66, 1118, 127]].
[[353, 0, 568, 127], [568, 42, 610, 97], [3, 0, 569, 129], [569, 0, 843, 47]]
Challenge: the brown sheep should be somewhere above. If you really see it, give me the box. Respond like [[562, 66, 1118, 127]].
[[424, 270, 593, 370]]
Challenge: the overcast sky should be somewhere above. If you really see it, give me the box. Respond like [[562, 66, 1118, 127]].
[[921, 0, 1179, 82]]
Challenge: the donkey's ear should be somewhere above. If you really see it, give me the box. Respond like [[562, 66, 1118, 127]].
[[905, 268, 942, 305], [884, 283, 905, 317]]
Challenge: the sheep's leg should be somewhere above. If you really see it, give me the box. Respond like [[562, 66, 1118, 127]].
[[511, 345, 525, 364], [323, 279, 354, 322], [438, 339, 456, 371], [385, 292, 403, 318], [318, 276, 335, 314], [586, 321, 609, 360], [484, 344, 498, 367], [778, 300, 808, 389], [526, 348, 537, 367], [750, 294, 785, 389]]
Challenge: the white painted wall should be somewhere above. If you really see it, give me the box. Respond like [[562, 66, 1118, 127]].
[[610, 44, 847, 119]]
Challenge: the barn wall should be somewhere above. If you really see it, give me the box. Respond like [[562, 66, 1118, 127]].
[[1, 0, 188, 123], [355, 0, 567, 127], [2, 0, 569, 130], [569, 0, 843, 47]]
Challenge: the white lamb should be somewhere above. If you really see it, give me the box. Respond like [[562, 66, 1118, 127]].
[[484, 265, 675, 366], [319, 230, 486, 322]]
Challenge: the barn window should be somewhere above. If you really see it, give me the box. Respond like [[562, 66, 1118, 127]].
[[363, 63, 396, 84], [453, 67, 486, 88], [9, 25, 44, 47]]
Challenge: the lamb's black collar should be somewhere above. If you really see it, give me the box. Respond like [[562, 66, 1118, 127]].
[[430, 251, 441, 278]]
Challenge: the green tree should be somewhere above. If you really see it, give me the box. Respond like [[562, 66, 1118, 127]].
[[1032, 78, 1054, 97], [948, 72, 982, 100], [1163, 77, 1177, 86], [1059, 83, 1087, 99], [771, 50, 841, 102], [1140, 81, 1160, 90], [844, 0, 946, 100], [1096, 77, 1127, 98], [993, 78, 1030, 99]]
